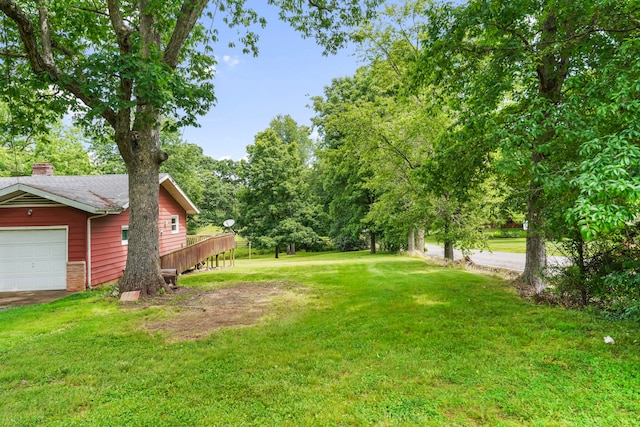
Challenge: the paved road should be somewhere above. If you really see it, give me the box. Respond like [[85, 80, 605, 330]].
[[424, 244, 569, 272]]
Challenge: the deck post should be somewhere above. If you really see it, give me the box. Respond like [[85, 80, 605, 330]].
[[216, 254, 219, 268]]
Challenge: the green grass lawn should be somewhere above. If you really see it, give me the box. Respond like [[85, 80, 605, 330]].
[[1, 252, 639, 426]]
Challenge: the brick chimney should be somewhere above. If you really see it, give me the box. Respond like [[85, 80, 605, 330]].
[[32, 162, 55, 176]]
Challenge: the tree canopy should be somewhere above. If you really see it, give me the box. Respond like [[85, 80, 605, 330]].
[[0, 0, 379, 295]]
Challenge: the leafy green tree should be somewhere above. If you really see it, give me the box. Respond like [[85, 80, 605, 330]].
[[269, 114, 315, 166], [312, 73, 379, 252], [415, 0, 639, 291], [239, 123, 321, 257], [563, 35, 640, 240], [0, 121, 93, 177], [160, 130, 206, 207], [197, 157, 242, 230], [314, 2, 491, 258], [0, 0, 378, 295]]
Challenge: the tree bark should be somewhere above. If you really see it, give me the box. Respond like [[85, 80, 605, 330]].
[[370, 232, 376, 254], [275, 245, 279, 258], [444, 241, 454, 261], [408, 228, 415, 254], [118, 128, 166, 296], [522, 175, 547, 293], [522, 8, 567, 293], [417, 229, 425, 255]]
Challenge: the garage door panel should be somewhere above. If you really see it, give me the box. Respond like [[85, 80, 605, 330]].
[[0, 229, 67, 292]]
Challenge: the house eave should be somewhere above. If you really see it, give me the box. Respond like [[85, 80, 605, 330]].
[[0, 183, 123, 214], [159, 175, 200, 215]]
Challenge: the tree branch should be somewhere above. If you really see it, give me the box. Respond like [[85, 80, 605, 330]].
[[377, 131, 417, 170], [163, 0, 209, 69], [107, 0, 132, 54], [51, 39, 77, 62], [0, 0, 46, 73], [0, 49, 26, 58], [0, 0, 118, 127], [37, 0, 56, 70]]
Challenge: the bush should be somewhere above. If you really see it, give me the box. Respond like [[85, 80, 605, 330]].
[[302, 236, 335, 252], [495, 228, 526, 238], [550, 229, 640, 320], [333, 235, 367, 252]]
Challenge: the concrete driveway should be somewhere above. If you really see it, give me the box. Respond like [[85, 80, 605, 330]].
[[0, 290, 69, 310]]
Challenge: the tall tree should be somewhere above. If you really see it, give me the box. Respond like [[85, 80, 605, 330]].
[[314, 1, 489, 257], [0, 0, 378, 296], [269, 114, 315, 166], [312, 73, 379, 252], [415, 0, 639, 292], [239, 123, 320, 257]]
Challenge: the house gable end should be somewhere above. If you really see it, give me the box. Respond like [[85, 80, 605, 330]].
[[0, 184, 102, 213], [0, 190, 65, 208]]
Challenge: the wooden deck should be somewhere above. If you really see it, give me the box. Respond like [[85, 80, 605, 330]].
[[160, 233, 235, 274]]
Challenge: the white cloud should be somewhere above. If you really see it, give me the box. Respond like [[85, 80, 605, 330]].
[[223, 55, 240, 67]]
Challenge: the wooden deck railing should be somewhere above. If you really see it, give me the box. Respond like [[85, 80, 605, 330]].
[[186, 235, 213, 246], [160, 233, 235, 274]]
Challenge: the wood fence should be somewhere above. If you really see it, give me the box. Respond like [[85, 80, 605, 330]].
[[160, 233, 235, 274]]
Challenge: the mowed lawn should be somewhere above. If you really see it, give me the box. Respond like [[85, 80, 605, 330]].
[[1, 252, 639, 426]]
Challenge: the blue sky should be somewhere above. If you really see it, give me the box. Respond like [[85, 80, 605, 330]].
[[181, 6, 364, 161]]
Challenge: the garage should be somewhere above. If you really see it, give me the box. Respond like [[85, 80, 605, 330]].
[[0, 228, 67, 292]]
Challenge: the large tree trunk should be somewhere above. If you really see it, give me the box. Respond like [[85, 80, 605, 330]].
[[522, 177, 547, 293], [118, 127, 166, 296], [275, 245, 280, 258], [408, 229, 415, 254], [522, 9, 567, 293], [444, 241, 454, 261], [117, 1, 169, 297]]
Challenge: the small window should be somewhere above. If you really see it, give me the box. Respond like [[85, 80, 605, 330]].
[[121, 226, 129, 245], [171, 215, 179, 234]]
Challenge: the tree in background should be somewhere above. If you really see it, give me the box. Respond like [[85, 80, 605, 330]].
[[269, 114, 315, 166], [415, 0, 640, 292], [0, 0, 378, 295], [0, 120, 93, 177], [239, 119, 321, 257], [312, 73, 379, 252], [313, 0, 498, 257], [197, 157, 242, 231]]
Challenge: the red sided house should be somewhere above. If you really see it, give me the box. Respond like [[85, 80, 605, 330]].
[[0, 163, 199, 292]]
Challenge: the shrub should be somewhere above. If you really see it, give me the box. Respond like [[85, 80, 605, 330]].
[[550, 229, 640, 320]]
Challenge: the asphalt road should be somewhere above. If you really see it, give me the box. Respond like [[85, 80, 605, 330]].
[[424, 244, 569, 272]]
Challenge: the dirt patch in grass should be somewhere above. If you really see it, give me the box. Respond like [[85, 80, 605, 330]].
[[138, 281, 309, 342]]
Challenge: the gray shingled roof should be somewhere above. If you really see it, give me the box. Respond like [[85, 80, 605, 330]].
[[0, 173, 197, 214]]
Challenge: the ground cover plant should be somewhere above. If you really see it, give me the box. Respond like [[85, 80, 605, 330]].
[[1, 252, 639, 426]]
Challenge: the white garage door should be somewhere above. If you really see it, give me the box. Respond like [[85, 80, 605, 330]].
[[0, 228, 67, 291]]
